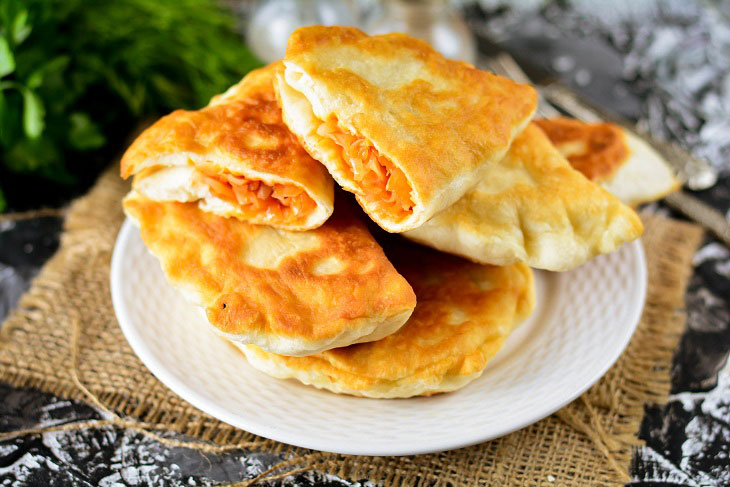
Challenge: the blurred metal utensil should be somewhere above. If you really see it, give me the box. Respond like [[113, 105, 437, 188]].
[[483, 49, 718, 191], [483, 52, 730, 248], [660, 192, 730, 248], [480, 54, 561, 120]]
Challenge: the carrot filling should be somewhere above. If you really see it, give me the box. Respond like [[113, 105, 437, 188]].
[[199, 170, 316, 224], [316, 118, 414, 219], [535, 118, 629, 182]]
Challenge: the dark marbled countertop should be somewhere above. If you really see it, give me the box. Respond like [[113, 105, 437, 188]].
[[1, 1, 729, 485]]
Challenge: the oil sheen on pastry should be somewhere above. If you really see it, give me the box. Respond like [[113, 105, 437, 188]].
[[535, 117, 680, 207], [237, 242, 535, 398], [404, 124, 644, 271], [121, 63, 334, 231], [122, 191, 416, 357], [276, 26, 537, 232]]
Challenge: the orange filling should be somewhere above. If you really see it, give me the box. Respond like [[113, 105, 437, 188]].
[[316, 118, 414, 220], [199, 170, 316, 224], [535, 118, 629, 182]]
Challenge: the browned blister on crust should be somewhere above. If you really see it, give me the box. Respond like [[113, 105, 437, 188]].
[[122, 192, 416, 356], [535, 118, 680, 207], [121, 63, 334, 230], [239, 242, 535, 398], [534, 117, 629, 182], [277, 26, 537, 232]]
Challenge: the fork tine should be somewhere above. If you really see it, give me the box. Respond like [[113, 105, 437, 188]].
[[493, 53, 533, 85], [481, 53, 563, 120]]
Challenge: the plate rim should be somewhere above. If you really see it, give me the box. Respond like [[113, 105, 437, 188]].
[[111, 218, 647, 456]]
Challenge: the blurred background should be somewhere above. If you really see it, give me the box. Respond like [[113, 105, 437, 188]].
[[1, 0, 728, 214]]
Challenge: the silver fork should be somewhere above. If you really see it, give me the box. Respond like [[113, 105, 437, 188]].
[[481, 53, 563, 120], [481, 52, 730, 248]]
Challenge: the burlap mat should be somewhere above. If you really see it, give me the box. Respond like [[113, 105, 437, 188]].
[[0, 165, 704, 486]]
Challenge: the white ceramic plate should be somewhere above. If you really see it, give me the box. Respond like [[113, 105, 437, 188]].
[[111, 219, 646, 456]]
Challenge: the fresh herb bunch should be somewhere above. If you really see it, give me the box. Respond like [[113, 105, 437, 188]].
[[0, 0, 261, 211]]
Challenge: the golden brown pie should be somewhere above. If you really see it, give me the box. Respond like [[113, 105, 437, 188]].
[[535, 117, 680, 207], [122, 191, 416, 356], [276, 26, 537, 232], [404, 123, 644, 271], [238, 242, 535, 398], [121, 63, 334, 230]]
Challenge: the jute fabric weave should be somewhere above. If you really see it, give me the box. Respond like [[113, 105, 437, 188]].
[[0, 165, 704, 486]]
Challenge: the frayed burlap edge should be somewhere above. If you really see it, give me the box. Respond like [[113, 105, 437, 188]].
[[0, 165, 704, 486]]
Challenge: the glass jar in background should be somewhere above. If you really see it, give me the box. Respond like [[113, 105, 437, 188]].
[[245, 0, 476, 65], [245, 0, 360, 63], [363, 0, 476, 63]]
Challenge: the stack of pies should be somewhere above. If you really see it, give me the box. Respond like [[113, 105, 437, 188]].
[[120, 27, 669, 399]]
